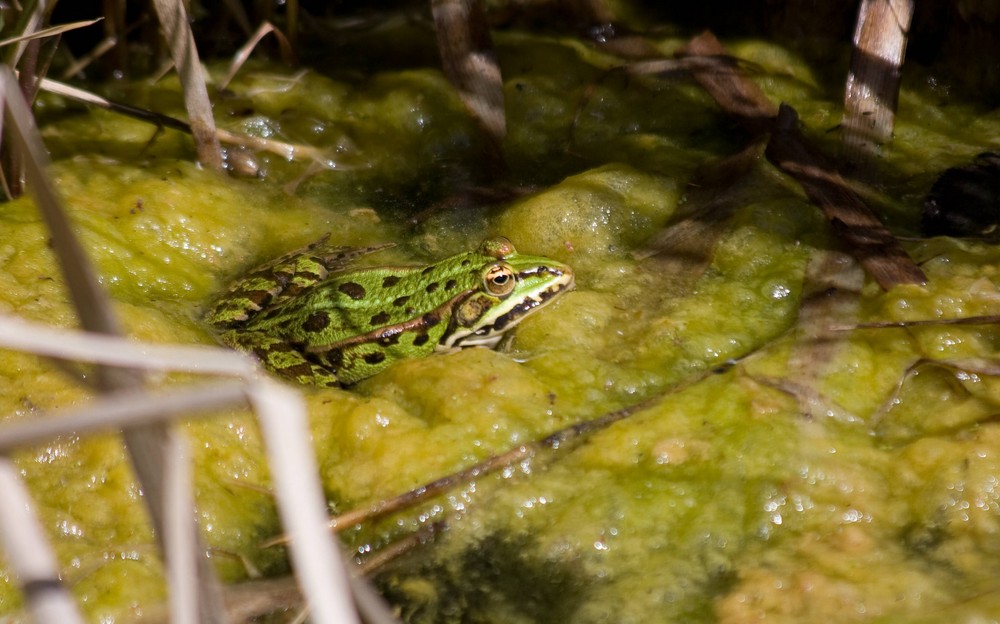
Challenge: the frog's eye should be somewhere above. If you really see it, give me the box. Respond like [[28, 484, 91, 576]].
[[484, 264, 516, 296]]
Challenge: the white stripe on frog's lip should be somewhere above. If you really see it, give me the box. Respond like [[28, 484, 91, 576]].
[[437, 266, 575, 350]]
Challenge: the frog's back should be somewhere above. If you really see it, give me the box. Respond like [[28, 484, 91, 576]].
[[258, 261, 480, 348]]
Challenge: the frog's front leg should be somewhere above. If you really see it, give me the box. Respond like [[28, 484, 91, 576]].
[[217, 329, 340, 387]]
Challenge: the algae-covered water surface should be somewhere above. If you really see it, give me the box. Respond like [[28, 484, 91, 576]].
[[2, 13, 1000, 624]]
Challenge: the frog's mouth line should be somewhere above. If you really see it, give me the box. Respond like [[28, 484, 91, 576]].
[[445, 266, 575, 349]]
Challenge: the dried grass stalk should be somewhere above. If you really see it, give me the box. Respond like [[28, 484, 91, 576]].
[[0, 369, 363, 622], [431, 0, 507, 175], [151, 0, 224, 170], [219, 21, 295, 91], [163, 436, 200, 624], [0, 64, 229, 622], [37, 75, 346, 170], [249, 382, 362, 624], [0, 382, 249, 453], [842, 0, 914, 164], [0, 314, 258, 378], [0, 460, 85, 624], [0, 67, 122, 349], [0, 18, 103, 49]]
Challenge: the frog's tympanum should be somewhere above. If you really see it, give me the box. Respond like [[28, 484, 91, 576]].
[[206, 237, 574, 386]]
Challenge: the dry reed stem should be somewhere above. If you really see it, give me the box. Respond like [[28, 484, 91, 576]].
[[431, 0, 507, 177], [36, 75, 347, 170], [0, 319, 369, 619], [0, 315, 259, 377], [0, 18, 103, 49], [164, 435, 200, 624], [0, 460, 85, 624], [151, 0, 224, 170], [842, 0, 914, 165], [0, 63, 229, 621], [0, 357, 364, 622], [219, 21, 295, 91], [248, 382, 363, 624]]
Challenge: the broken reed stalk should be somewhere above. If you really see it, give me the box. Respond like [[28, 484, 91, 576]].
[[219, 21, 295, 91], [36, 74, 342, 168], [0, 18, 104, 50], [677, 31, 926, 290], [0, 319, 366, 623], [0, 379, 367, 624], [0, 0, 48, 198], [0, 65, 230, 623], [0, 460, 86, 623], [431, 0, 508, 178], [151, 0, 224, 170], [842, 0, 914, 166]]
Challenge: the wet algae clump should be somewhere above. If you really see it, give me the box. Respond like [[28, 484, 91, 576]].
[[2, 17, 1000, 624]]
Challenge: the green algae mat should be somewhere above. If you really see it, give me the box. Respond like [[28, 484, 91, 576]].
[[2, 24, 1000, 623]]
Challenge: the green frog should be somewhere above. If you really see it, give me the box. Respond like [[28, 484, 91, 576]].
[[206, 236, 574, 386]]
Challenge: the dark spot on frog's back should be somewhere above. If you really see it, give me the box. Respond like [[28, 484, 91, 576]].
[[302, 311, 331, 332], [425, 281, 439, 294], [445, 279, 457, 291], [324, 348, 344, 369], [422, 312, 441, 328], [382, 275, 400, 288], [282, 362, 315, 380], [370, 311, 391, 326], [282, 282, 306, 298], [338, 282, 367, 300], [364, 352, 386, 365], [412, 333, 429, 347], [421, 266, 435, 275], [393, 295, 410, 307], [243, 289, 271, 310], [254, 343, 290, 360]]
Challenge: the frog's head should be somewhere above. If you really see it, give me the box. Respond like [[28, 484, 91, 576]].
[[440, 237, 574, 350]]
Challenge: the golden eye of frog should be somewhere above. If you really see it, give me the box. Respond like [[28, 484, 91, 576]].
[[205, 236, 575, 386]]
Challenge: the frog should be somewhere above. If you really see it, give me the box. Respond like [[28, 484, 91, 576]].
[[206, 236, 575, 386]]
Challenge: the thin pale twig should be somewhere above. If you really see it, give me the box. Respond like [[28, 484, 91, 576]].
[[0, 382, 248, 454], [0, 314, 259, 378], [164, 435, 199, 624], [61, 14, 150, 80], [0, 373, 364, 622], [36, 75, 347, 168], [248, 382, 362, 624], [356, 522, 444, 576], [834, 315, 1000, 330]]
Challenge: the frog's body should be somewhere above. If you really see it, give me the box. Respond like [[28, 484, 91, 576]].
[[206, 236, 574, 386]]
